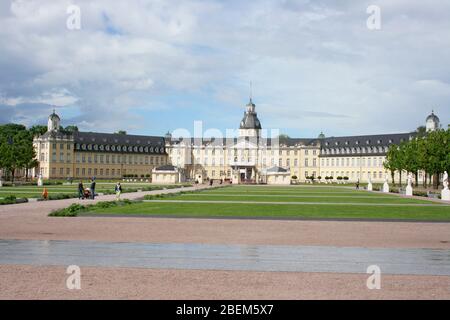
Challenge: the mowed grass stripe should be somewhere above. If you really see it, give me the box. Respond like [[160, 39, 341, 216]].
[[143, 199, 443, 206], [169, 194, 433, 204], [89, 202, 450, 221], [205, 188, 365, 193], [185, 193, 401, 199], [203, 191, 386, 197]]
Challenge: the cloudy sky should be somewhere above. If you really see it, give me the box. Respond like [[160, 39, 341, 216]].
[[0, 0, 449, 138]]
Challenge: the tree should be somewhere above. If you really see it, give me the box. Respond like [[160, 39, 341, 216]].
[[422, 129, 448, 189], [415, 126, 427, 138], [115, 130, 127, 135], [29, 125, 47, 138], [277, 134, 290, 145], [64, 125, 79, 133], [0, 124, 36, 183], [384, 145, 401, 186], [401, 139, 421, 185]]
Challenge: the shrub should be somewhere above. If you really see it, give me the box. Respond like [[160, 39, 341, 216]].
[[413, 191, 428, 197], [49, 200, 135, 217], [292, 175, 298, 180], [0, 195, 19, 205], [4, 195, 17, 202], [49, 203, 87, 217]]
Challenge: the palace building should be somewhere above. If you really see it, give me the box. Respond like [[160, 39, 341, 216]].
[[33, 102, 441, 184]]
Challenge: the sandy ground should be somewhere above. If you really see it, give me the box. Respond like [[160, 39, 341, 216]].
[[1, 265, 449, 300], [1, 185, 449, 299], [0, 186, 449, 248], [1, 212, 450, 249]]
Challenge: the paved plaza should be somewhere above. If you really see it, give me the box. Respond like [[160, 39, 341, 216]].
[[0, 185, 449, 299]]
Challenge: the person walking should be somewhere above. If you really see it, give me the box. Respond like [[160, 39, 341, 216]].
[[90, 178, 96, 200], [42, 188, 49, 200], [78, 181, 84, 199], [115, 182, 122, 201], [356, 179, 360, 190]]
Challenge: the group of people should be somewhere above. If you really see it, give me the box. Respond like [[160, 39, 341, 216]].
[[78, 178, 97, 200], [77, 178, 123, 201]]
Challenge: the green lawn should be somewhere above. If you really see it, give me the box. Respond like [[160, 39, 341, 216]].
[[85, 185, 450, 221], [154, 194, 434, 204], [0, 183, 184, 199]]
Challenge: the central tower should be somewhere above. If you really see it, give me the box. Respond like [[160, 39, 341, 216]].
[[239, 98, 262, 138]]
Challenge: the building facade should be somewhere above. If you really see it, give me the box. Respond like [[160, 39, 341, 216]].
[[33, 111, 168, 180], [33, 102, 441, 183]]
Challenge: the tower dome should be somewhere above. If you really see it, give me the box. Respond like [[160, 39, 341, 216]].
[[425, 110, 440, 132], [239, 99, 262, 130], [47, 109, 61, 132]]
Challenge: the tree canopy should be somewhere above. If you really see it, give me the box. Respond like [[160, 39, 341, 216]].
[[384, 128, 450, 188], [0, 124, 37, 182]]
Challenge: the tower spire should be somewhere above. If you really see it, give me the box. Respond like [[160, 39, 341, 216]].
[[249, 81, 252, 102]]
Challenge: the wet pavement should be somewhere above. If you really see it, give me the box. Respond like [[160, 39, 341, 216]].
[[1, 239, 449, 276]]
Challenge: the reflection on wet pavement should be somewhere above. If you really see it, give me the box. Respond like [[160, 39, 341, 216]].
[[0, 239, 449, 275]]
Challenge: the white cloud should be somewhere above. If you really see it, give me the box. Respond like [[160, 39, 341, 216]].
[[0, 0, 448, 135]]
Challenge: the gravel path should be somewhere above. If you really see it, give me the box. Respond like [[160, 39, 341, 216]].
[[1, 265, 449, 300]]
